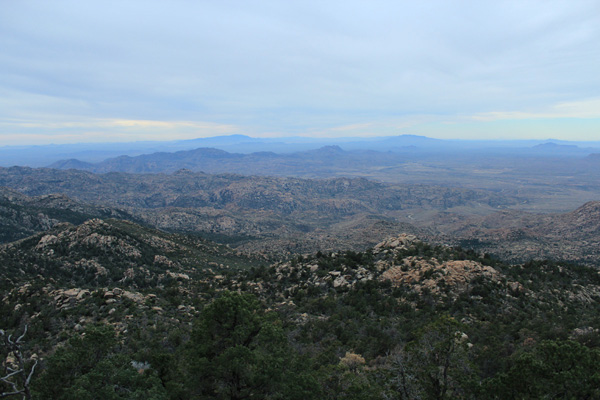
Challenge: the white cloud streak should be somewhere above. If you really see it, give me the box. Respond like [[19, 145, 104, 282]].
[[470, 98, 600, 121]]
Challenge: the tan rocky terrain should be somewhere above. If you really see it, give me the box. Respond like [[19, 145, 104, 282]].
[[1, 166, 599, 265], [0, 166, 511, 256], [422, 201, 600, 264], [245, 233, 503, 303], [0, 167, 515, 213], [233, 234, 600, 315]]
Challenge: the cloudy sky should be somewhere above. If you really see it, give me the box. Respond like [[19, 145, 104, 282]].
[[1, 0, 599, 145]]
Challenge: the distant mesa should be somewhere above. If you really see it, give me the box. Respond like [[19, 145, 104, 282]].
[[532, 142, 578, 150]]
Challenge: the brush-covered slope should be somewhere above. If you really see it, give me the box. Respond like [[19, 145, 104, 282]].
[[2, 232, 600, 399], [0, 218, 255, 290], [0, 186, 135, 243]]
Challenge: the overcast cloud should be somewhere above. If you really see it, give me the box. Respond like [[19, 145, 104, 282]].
[[1, 0, 599, 145]]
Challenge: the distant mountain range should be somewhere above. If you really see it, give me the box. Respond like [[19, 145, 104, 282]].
[[48, 142, 600, 176], [47, 146, 406, 175], [2, 133, 600, 167]]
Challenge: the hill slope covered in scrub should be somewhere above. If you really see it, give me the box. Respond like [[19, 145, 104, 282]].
[[2, 223, 600, 399]]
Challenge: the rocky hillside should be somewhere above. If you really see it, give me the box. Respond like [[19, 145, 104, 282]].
[[0, 187, 135, 243], [2, 166, 600, 265], [0, 166, 515, 257], [0, 218, 256, 290], [2, 227, 600, 399], [428, 201, 600, 265], [244, 234, 526, 304]]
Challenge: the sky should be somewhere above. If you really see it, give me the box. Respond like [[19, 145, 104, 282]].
[[1, 0, 600, 145]]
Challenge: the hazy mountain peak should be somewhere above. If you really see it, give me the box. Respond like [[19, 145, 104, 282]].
[[312, 145, 344, 153], [47, 158, 95, 170]]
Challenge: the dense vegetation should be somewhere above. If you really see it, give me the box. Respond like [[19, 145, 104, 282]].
[[2, 222, 600, 399]]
